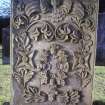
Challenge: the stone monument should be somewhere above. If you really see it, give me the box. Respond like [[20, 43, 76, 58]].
[[11, 0, 99, 105]]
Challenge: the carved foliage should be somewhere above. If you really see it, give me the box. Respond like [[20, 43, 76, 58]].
[[27, 21, 82, 43], [12, 0, 98, 104], [13, 43, 92, 104]]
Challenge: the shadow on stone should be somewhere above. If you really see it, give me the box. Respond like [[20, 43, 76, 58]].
[[93, 101, 105, 105]]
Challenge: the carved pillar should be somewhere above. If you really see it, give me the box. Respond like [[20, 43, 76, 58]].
[[11, 0, 99, 105]]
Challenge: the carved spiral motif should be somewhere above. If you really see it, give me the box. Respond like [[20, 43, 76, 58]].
[[27, 21, 55, 41], [57, 90, 80, 105], [81, 18, 95, 32], [28, 21, 82, 43], [56, 23, 71, 42], [25, 1, 40, 17], [41, 21, 55, 41], [56, 23, 82, 43], [13, 15, 29, 29]]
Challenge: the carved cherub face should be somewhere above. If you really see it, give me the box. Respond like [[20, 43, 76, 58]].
[[40, 0, 63, 13]]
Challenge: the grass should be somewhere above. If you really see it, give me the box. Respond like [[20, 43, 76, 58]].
[[0, 45, 105, 104], [0, 64, 11, 105], [0, 46, 11, 105], [94, 66, 105, 102]]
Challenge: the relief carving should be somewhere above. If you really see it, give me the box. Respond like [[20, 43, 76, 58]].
[[27, 21, 82, 43], [12, 0, 98, 105], [13, 15, 29, 29]]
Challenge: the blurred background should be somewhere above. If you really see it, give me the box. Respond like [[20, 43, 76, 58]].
[[0, 0, 105, 105]]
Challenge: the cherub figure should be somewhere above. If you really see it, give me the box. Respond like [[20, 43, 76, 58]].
[[40, 0, 63, 13]]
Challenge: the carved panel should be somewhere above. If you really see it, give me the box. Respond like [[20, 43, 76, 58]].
[[11, 0, 99, 105]]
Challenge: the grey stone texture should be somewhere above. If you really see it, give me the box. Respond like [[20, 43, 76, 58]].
[[11, 0, 99, 105]]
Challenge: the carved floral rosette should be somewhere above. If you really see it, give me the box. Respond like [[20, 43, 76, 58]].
[[11, 0, 98, 105]]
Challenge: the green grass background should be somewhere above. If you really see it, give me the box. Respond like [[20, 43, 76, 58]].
[[0, 45, 105, 105]]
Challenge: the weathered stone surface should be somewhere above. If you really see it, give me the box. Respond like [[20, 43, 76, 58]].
[[11, 0, 99, 105]]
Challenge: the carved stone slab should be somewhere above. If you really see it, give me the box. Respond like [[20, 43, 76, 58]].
[[11, 0, 99, 105]]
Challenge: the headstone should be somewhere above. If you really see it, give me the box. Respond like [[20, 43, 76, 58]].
[[11, 0, 99, 105], [2, 26, 10, 64], [96, 13, 105, 66]]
